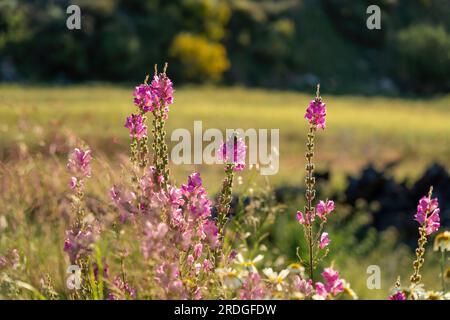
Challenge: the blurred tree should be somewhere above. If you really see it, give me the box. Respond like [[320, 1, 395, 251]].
[[169, 33, 229, 82], [390, 24, 450, 94], [0, 0, 449, 94]]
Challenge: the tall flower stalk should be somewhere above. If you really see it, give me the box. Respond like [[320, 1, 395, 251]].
[[129, 63, 173, 190], [410, 186, 441, 285], [296, 85, 332, 282], [150, 63, 173, 190], [65, 147, 99, 297], [215, 135, 246, 265]]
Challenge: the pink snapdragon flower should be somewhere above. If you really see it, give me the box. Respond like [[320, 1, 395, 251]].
[[64, 224, 100, 264], [305, 99, 327, 129], [124, 114, 147, 140], [239, 272, 266, 300], [69, 177, 78, 190], [217, 136, 247, 171], [67, 148, 92, 178], [322, 267, 344, 296], [414, 195, 440, 235], [194, 243, 203, 259], [203, 219, 219, 249], [296, 210, 314, 225], [150, 73, 174, 107], [293, 276, 314, 297], [313, 282, 328, 300], [296, 211, 305, 225], [108, 276, 136, 300], [319, 232, 330, 249], [389, 291, 406, 300], [316, 200, 334, 220], [133, 84, 155, 113]]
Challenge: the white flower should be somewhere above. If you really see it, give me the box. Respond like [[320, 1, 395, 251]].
[[263, 268, 289, 291], [433, 231, 450, 252], [215, 268, 241, 289], [235, 254, 264, 272]]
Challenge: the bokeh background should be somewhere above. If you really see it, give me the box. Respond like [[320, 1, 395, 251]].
[[0, 0, 449, 299]]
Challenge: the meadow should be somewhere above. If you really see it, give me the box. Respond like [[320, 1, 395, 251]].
[[0, 84, 449, 299], [1, 85, 450, 189]]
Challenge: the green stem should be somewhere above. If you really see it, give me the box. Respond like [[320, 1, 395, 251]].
[[305, 125, 316, 281]]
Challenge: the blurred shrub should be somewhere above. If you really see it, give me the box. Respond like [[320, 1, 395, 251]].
[[1, 0, 450, 94], [391, 24, 450, 93], [170, 33, 230, 82]]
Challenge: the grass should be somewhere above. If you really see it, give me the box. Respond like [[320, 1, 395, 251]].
[[1, 84, 449, 191]]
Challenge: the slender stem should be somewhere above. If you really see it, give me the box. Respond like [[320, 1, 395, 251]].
[[410, 186, 433, 284], [214, 163, 235, 267], [305, 125, 316, 281]]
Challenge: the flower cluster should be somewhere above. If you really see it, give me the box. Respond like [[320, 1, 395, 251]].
[[67, 148, 92, 189], [64, 223, 100, 264], [108, 276, 137, 300], [124, 114, 147, 140], [111, 165, 218, 298], [414, 195, 440, 235], [390, 187, 447, 300], [304, 99, 326, 129], [296, 199, 334, 227], [0, 249, 20, 270], [313, 267, 344, 299], [217, 136, 247, 172], [132, 71, 174, 116], [216, 252, 352, 300]]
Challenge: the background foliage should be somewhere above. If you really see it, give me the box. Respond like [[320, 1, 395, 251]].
[[1, 0, 449, 93]]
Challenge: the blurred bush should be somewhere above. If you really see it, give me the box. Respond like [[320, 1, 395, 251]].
[[390, 24, 450, 94], [0, 0, 449, 94], [170, 33, 230, 82]]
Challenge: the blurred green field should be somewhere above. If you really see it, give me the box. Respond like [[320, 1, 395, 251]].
[[1, 85, 449, 191]]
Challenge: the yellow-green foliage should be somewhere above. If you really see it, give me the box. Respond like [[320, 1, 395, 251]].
[[170, 33, 230, 82]]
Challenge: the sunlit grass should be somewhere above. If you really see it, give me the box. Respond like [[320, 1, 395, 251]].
[[1, 85, 449, 191]]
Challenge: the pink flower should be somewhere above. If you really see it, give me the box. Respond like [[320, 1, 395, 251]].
[[217, 136, 246, 171], [64, 224, 100, 264], [305, 99, 327, 129], [202, 259, 213, 272], [314, 282, 328, 299], [194, 243, 203, 259], [203, 220, 219, 248], [414, 195, 440, 235], [319, 232, 330, 249], [150, 73, 174, 107], [0, 256, 7, 268], [187, 172, 203, 190], [293, 276, 313, 297], [67, 148, 92, 178], [316, 200, 334, 220], [124, 114, 147, 140], [239, 272, 266, 300], [389, 291, 406, 300], [296, 211, 305, 225], [133, 84, 155, 113], [322, 267, 344, 296], [426, 210, 440, 235], [296, 210, 315, 225], [69, 177, 78, 189], [108, 276, 136, 300]]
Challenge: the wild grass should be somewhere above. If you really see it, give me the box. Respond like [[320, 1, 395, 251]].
[[1, 85, 449, 190]]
